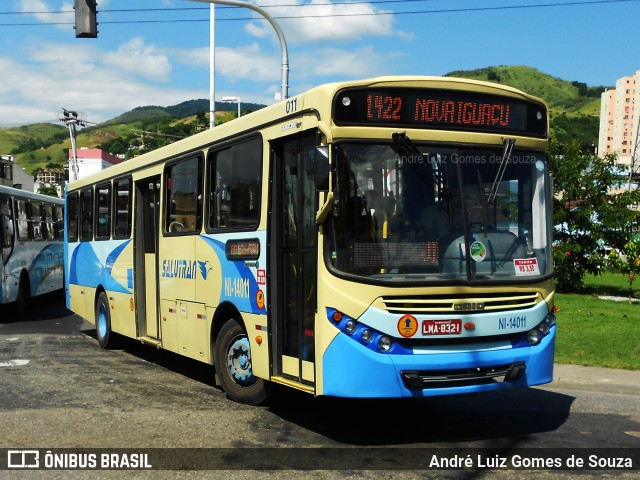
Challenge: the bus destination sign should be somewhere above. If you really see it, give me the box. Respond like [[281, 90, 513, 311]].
[[333, 88, 547, 137]]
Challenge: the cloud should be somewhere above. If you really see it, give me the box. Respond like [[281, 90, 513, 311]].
[[241, 0, 397, 43], [16, 0, 74, 29], [0, 40, 202, 125], [102, 37, 173, 82]]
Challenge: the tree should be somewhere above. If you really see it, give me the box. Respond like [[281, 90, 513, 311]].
[[549, 140, 640, 292], [37, 185, 59, 197], [607, 239, 640, 302]]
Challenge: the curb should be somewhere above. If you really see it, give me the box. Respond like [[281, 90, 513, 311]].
[[548, 364, 640, 395]]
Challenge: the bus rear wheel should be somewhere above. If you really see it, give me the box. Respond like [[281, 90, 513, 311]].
[[215, 318, 267, 405], [95, 292, 117, 349]]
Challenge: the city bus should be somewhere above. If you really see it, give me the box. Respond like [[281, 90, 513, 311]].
[[64, 76, 556, 404], [0, 185, 64, 313]]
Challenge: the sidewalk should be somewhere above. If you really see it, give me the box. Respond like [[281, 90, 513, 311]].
[[549, 364, 640, 395]]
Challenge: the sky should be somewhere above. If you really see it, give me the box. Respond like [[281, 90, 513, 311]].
[[1, 0, 640, 126]]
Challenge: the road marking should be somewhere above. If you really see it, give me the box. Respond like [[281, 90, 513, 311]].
[[0, 359, 30, 367]]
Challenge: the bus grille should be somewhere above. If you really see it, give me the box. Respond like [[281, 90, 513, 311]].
[[379, 292, 540, 314], [400, 363, 526, 389]]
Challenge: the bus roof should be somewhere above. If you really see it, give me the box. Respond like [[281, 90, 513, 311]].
[[0, 184, 64, 205]]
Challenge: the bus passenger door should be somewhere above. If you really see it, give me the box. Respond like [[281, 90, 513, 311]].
[[134, 177, 161, 341], [270, 133, 317, 388]]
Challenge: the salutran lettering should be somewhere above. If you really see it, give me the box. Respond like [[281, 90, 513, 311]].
[[161, 259, 198, 279]]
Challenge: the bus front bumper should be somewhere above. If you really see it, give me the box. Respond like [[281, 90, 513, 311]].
[[321, 326, 555, 398]]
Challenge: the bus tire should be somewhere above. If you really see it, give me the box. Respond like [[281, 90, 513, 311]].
[[214, 318, 268, 405], [95, 292, 117, 349], [16, 272, 31, 315]]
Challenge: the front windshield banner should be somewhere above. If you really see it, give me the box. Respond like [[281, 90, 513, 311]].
[[325, 141, 551, 284]]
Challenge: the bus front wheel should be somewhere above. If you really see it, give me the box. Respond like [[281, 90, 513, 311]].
[[215, 318, 267, 405], [95, 292, 117, 349]]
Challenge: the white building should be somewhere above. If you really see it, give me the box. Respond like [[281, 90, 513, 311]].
[[68, 148, 123, 182], [598, 70, 640, 174]]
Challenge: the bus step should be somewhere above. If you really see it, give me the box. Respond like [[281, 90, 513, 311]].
[[138, 336, 162, 349], [270, 376, 315, 394]]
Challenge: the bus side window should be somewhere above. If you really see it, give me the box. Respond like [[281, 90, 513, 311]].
[[43, 205, 54, 241], [31, 202, 43, 240], [95, 182, 111, 240], [54, 206, 64, 240], [165, 157, 203, 234], [16, 200, 29, 242], [67, 193, 79, 242], [1, 195, 14, 263], [207, 136, 262, 230], [113, 178, 132, 239], [80, 188, 94, 241]]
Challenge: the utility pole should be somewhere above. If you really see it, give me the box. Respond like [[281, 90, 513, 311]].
[[58, 109, 87, 181]]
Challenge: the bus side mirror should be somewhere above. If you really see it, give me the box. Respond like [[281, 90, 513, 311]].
[[313, 146, 330, 191]]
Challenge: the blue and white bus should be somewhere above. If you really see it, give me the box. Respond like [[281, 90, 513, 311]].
[[0, 185, 64, 313]]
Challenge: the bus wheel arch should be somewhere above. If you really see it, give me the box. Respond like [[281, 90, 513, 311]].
[[95, 288, 118, 349], [212, 304, 268, 405]]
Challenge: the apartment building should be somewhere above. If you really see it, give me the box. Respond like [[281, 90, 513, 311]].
[[598, 70, 640, 174]]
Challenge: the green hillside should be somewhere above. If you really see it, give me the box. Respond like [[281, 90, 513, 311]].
[[0, 66, 609, 175]]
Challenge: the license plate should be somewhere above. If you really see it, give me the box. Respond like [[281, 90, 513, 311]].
[[422, 319, 462, 335]]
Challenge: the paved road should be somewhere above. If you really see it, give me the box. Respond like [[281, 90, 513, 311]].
[[0, 292, 638, 479]]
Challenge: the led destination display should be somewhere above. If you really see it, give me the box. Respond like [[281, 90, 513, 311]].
[[333, 87, 547, 137]]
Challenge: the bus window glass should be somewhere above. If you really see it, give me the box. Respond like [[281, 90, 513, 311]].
[[43, 205, 55, 240], [31, 202, 43, 240], [54, 206, 64, 240], [113, 178, 132, 238], [80, 188, 93, 241], [208, 136, 262, 230], [0, 195, 14, 263], [16, 200, 29, 241], [67, 193, 79, 242], [96, 182, 111, 240], [165, 157, 202, 234]]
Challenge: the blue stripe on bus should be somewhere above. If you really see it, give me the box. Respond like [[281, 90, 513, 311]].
[[68, 243, 131, 294], [199, 235, 263, 314]]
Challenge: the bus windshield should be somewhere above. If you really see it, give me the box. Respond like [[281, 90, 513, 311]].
[[326, 140, 551, 284]]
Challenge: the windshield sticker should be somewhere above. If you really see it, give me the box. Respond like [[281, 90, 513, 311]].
[[514, 258, 540, 276], [470, 241, 487, 262]]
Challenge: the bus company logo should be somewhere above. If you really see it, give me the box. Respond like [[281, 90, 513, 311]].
[[161, 259, 211, 280], [7, 450, 39, 468]]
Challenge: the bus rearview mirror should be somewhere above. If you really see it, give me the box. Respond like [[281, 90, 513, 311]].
[[313, 146, 330, 191]]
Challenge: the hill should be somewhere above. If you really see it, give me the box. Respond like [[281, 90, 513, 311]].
[[0, 66, 609, 175]]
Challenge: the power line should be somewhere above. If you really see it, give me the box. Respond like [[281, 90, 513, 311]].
[[1, 0, 639, 26]]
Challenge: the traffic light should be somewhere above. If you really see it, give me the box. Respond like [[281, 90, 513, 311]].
[[75, 0, 97, 38]]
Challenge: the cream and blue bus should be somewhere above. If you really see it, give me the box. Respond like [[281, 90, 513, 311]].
[[1, 185, 64, 313], [65, 76, 556, 404]]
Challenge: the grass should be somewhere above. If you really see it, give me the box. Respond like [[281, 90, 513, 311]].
[[554, 271, 639, 370]]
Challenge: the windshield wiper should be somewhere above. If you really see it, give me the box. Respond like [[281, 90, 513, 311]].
[[392, 132, 449, 197], [487, 138, 515, 205]]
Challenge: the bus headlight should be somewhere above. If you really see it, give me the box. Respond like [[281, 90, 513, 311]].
[[378, 336, 392, 352], [527, 328, 541, 345], [345, 319, 357, 334], [361, 329, 373, 343]]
